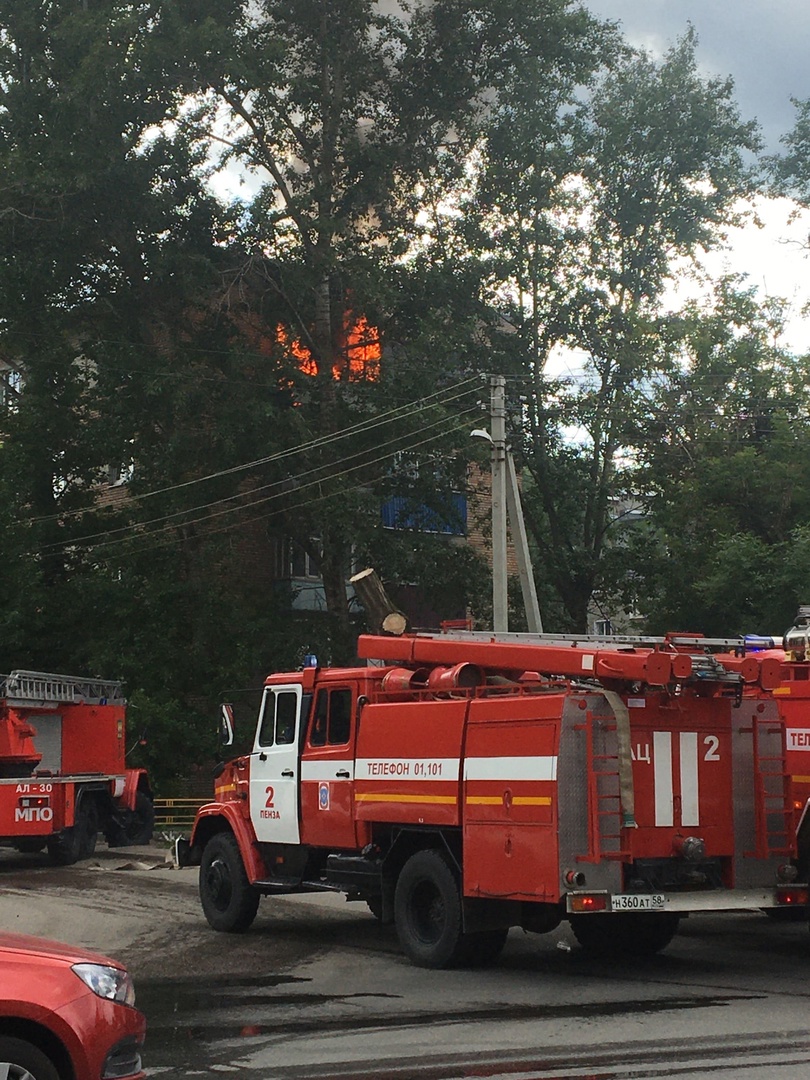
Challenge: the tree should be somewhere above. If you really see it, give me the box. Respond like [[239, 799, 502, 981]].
[[0, 2, 303, 783], [630, 279, 810, 634], [144, 0, 613, 656], [469, 30, 761, 629]]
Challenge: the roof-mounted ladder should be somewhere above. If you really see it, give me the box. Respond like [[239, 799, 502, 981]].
[[0, 670, 124, 707]]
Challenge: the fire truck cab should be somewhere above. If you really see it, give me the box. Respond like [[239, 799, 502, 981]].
[[181, 632, 809, 968]]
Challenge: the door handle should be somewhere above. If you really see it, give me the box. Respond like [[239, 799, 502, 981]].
[[335, 770, 350, 779], [281, 769, 295, 778]]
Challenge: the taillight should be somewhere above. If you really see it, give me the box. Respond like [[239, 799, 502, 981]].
[[569, 894, 608, 913], [776, 885, 808, 907]]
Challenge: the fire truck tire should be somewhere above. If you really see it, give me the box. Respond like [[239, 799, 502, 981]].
[[79, 800, 99, 860], [199, 832, 260, 933], [0, 1036, 60, 1080], [125, 791, 155, 845], [569, 912, 680, 957], [394, 849, 466, 968], [46, 803, 97, 866]]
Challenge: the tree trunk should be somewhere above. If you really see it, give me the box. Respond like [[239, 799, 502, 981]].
[[350, 568, 408, 635]]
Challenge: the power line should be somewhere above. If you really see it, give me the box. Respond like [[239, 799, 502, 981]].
[[27, 376, 483, 525], [30, 406, 482, 558]]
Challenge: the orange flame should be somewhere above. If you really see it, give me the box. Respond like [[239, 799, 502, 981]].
[[276, 314, 381, 382]]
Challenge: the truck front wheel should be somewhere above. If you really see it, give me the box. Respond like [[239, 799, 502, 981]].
[[199, 832, 260, 933], [125, 791, 155, 845], [394, 849, 466, 968]]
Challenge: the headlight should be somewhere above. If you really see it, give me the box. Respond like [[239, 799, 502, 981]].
[[71, 963, 136, 1007]]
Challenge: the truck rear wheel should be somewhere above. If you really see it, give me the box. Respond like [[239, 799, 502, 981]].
[[394, 849, 466, 968], [200, 832, 260, 933], [570, 912, 680, 957], [47, 801, 97, 866]]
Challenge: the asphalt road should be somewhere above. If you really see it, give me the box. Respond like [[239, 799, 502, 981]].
[[1, 844, 809, 1080]]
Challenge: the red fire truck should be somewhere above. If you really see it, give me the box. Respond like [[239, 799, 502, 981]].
[[0, 670, 153, 864], [179, 632, 809, 968]]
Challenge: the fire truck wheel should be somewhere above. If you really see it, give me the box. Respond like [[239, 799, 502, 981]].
[[125, 791, 155, 846], [79, 800, 99, 859], [569, 912, 680, 957], [0, 1036, 60, 1080], [46, 803, 97, 866], [199, 832, 260, 933], [394, 849, 465, 968]]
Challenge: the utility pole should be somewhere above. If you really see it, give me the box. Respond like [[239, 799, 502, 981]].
[[490, 376, 509, 633], [505, 450, 543, 633], [479, 375, 543, 634]]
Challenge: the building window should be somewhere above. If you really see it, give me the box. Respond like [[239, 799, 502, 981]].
[[275, 537, 322, 579]]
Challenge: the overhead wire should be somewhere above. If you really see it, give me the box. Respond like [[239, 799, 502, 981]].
[[26, 375, 484, 525], [31, 404, 484, 558], [66, 412, 482, 560]]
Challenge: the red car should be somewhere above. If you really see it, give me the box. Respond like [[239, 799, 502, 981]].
[[0, 932, 145, 1079]]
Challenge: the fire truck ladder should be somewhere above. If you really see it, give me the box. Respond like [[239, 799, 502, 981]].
[[751, 716, 793, 859], [581, 711, 630, 864], [0, 670, 125, 707], [436, 628, 760, 654]]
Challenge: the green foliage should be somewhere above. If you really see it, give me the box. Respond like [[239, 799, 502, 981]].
[[631, 280, 810, 636], [769, 97, 810, 203], [465, 30, 763, 630]]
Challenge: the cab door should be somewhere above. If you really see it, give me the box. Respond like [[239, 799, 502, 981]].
[[300, 685, 360, 849], [249, 684, 302, 844]]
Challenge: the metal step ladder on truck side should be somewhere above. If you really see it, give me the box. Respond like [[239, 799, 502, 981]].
[[0, 670, 154, 864], [178, 631, 810, 968]]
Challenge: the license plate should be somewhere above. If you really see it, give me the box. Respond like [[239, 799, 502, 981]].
[[611, 893, 665, 911]]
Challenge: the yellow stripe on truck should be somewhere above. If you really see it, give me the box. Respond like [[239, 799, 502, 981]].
[[354, 793, 457, 805], [466, 795, 552, 806]]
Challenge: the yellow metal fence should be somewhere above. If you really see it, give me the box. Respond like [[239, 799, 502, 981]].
[[153, 798, 205, 831]]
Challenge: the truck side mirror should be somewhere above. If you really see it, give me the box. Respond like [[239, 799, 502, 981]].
[[219, 703, 235, 747]]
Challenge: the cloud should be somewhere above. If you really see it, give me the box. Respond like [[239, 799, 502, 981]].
[[585, 0, 810, 151]]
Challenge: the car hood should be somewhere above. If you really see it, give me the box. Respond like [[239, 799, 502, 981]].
[[0, 932, 122, 968]]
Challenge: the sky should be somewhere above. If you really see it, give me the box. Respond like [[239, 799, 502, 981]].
[[583, 0, 810, 354], [585, 0, 810, 153]]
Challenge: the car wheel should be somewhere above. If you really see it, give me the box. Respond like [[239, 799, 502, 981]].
[[394, 849, 465, 968], [0, 1036, 60, 1080], [124, 791, 155, 845], [199, 832, 260, 932]]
